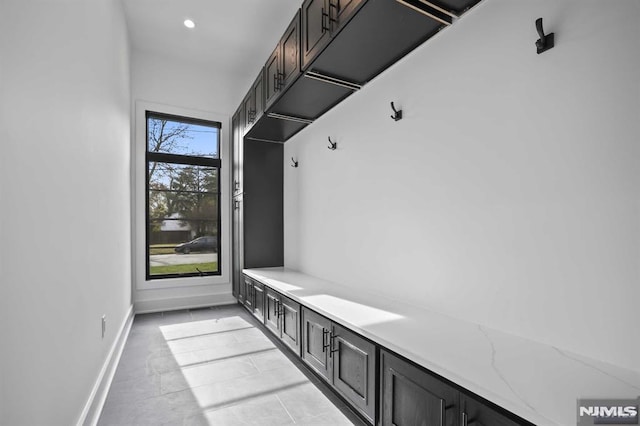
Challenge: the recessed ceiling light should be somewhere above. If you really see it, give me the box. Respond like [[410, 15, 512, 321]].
[[184, 19, 195, 29]]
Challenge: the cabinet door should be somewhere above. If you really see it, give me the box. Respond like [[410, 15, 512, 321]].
[[233, 197, 244, 302], [460, 393, 528, 426], [332, 323, 376, 423], [264, 287, 280, 336], [242, 91, 253, 131], [280, 11, 301, 91], [301, 0, 331, 69], [243, 276, 253, 310], [253, 282, 265, 322], [245, 69, 264, 131], [264, 46, 281, 108], [301, 307, 332, 381], [330, 0, 363, 33], [280, 296, 301, 355], [381, 350, 458, 426], [231, 108, 243, 197], [301, 0, 364, 70]]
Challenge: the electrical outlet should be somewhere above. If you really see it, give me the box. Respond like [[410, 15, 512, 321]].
[[101, 315, 106, 339]]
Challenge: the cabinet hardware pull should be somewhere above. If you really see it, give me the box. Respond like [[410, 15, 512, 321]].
[[321, 7, 330, 32], [329, 332, 339, 358], [439, 399, 446, 426], [275, 300, 284, 317], [328, 0, 338, 27], [277, 71, 285, 91], [322, 329, 331, 352], [461, 411, 468, 426]]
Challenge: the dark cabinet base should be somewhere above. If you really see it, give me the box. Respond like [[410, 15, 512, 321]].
[[242, 275, 534, 426]]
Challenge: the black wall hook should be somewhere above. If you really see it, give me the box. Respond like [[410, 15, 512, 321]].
[[390, 102, 402, 121], [291, 157, 298, 168], [535, 18, 554, 54], [327, 137, 337, 150]]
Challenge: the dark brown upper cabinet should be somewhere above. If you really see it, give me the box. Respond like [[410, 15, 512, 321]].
[[231, 106, 243, 198], [243, 68, 265, 133], [301, 0, 364, 70], [265, 11, 302, 110], [303, 0, 455, 86]]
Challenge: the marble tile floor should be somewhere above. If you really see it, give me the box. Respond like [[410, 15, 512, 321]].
[[98, 304, 368, 426]]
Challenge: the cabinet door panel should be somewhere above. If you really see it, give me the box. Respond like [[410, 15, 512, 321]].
[[242, 92, 253, 130], [281, 11, 301, 90], [301, 0, 331, 69], [253, 282, 265, 322], [333, 324, 376, 423], [233, 197, 243, 300], [243, 276, 253, 310], [264, 288, 280, 336], [280, 296, 301, 355], [381, 350, 458, 426], [332, 0, 363, 32], [301, 307, 332, 381], [264, 47, 280, 107], [231, 108, 243, 197], [252, 69, 264, 121]]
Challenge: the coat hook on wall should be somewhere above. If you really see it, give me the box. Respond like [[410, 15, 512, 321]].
[[291, 157, 298, 168], [390, 102, 402, 121], [535, 17, 554, 54], [327, 137, 337, 150]]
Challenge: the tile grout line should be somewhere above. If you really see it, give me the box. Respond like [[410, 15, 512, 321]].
[[275, 394, 298, 424]]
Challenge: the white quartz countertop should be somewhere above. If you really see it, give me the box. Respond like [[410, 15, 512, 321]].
[[243, 267, 640, 426]]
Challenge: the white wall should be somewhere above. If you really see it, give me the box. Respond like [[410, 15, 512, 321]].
[[131, 50, 236, 311], [0, 0, 132, 425], [284, 0, 640, 372]]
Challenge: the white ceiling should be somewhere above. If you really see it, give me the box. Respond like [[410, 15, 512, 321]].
[[122, 0, 302, 101]]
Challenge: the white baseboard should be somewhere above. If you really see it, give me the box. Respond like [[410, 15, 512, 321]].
[[135, 291, 237, 314], [77, 305, 135, 426]]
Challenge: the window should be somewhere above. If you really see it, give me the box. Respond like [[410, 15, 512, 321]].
[[146, 111, 221, 279]]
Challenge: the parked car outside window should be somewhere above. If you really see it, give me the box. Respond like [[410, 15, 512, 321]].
[[174, 236, 217, 254]]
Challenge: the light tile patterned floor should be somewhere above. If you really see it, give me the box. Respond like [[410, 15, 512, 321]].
[[98, 304, 367, 426]]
